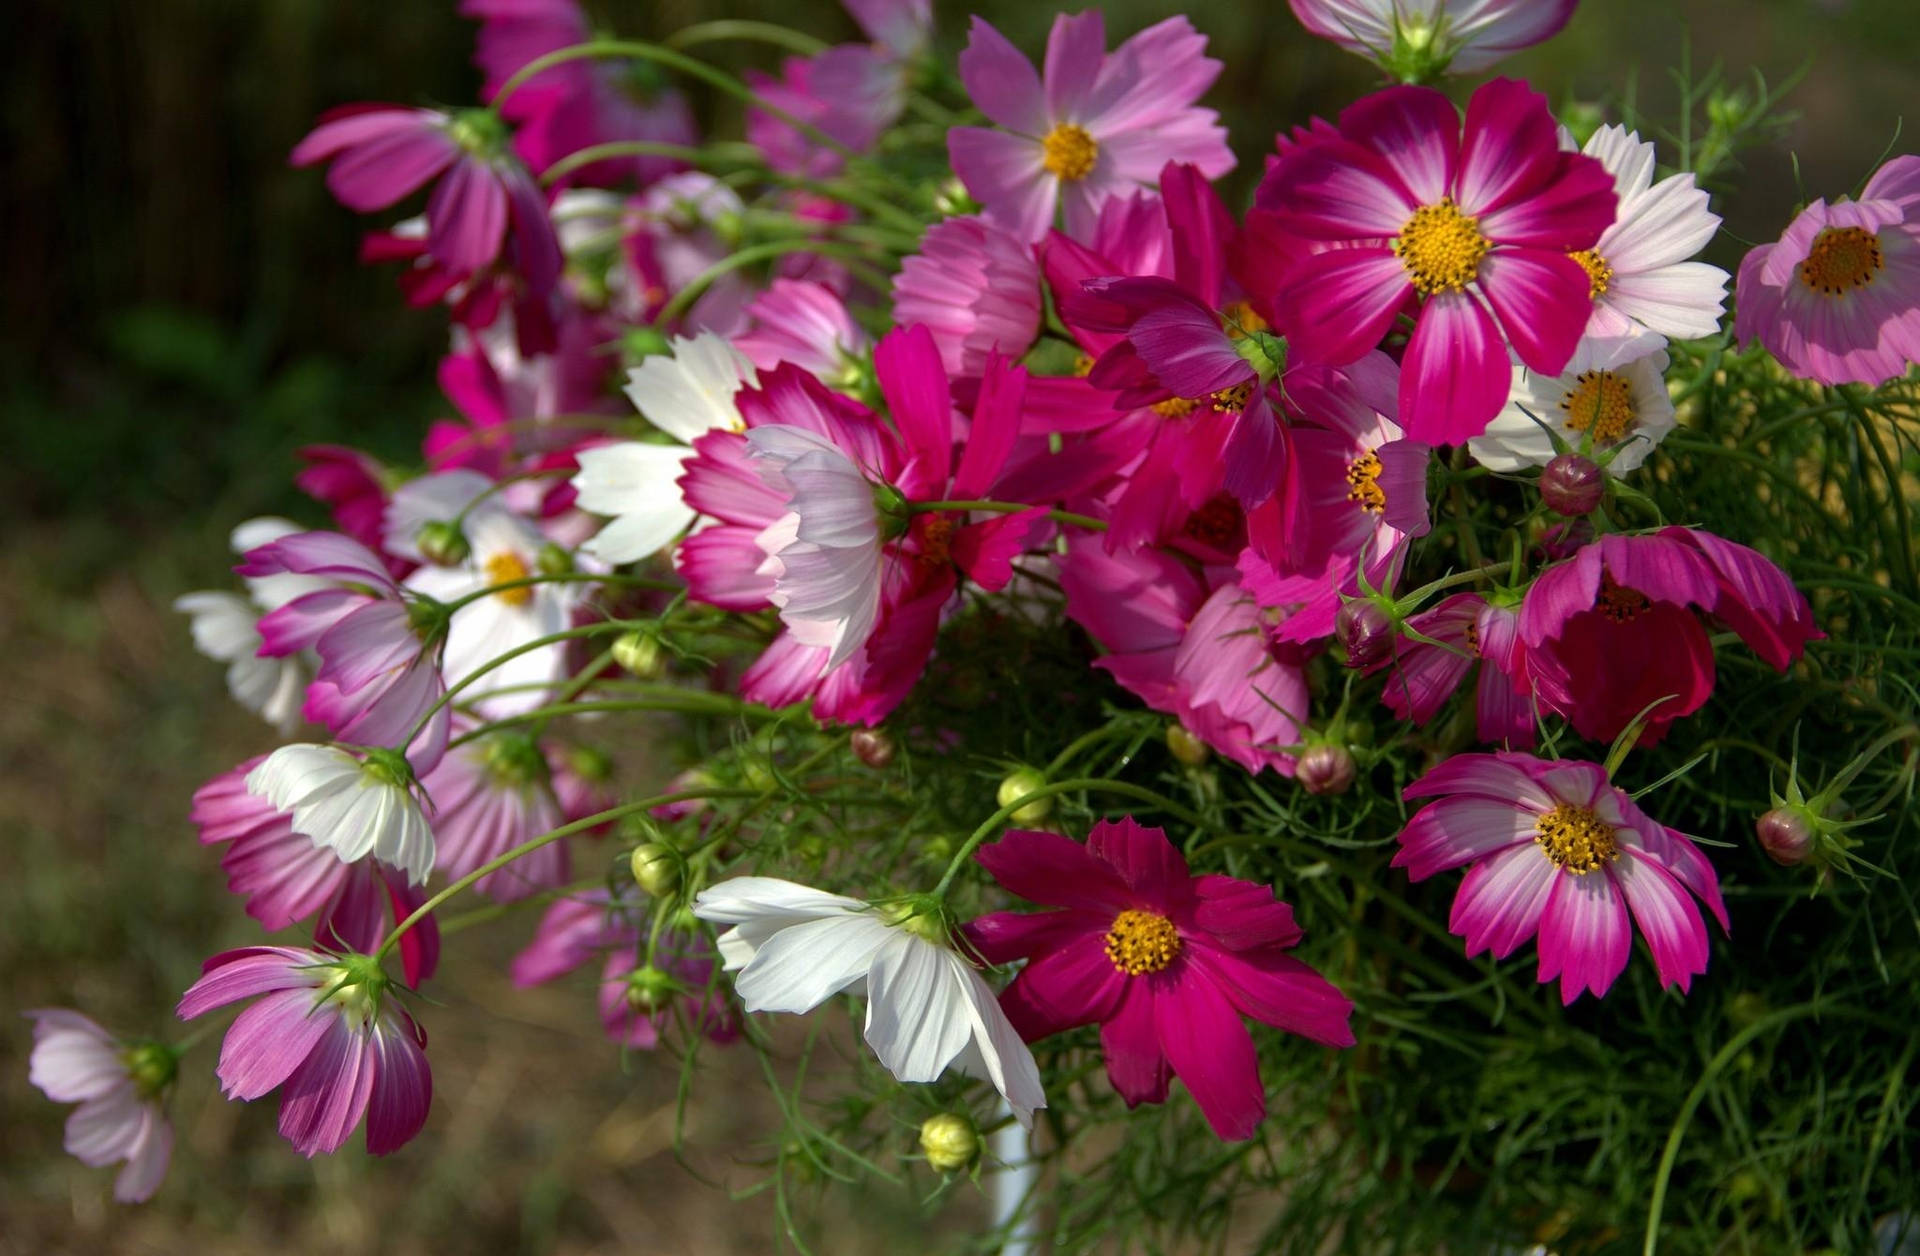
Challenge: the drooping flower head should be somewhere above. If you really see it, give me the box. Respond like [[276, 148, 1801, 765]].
[[177, 947, 432, 1158], [1734, 154, 1920, 387], [1470, 330, 1677, 473], [966, 818, 1354, 1141], [693, 877, 1047, 1126], [948, 13, 1233, 243], [1262, 78, 1617, 443], [892, 215, 1044, 379], [1288, 0, 1579, 80], [418, 727, 569, 902], [26, 1010, 176, 1203], [247, 744, 438, 888], [1519, 527, 1820, 745], [176, 518, 330, 734], [1394, 753, 1728, 1003]]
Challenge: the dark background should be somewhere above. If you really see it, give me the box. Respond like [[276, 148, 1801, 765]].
[[1, 2, 1915, 1252]]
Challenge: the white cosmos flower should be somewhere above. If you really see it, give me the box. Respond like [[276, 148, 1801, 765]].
[[747, 426, 886, 670], [174, 517, 329, 733], [1571, 125, 1729, 341], [247, 743, 435, 885], [692, 877, 1046, 1127], [571, 333, 759, 564], [1471, 332, 1676, 474], [401, 492, 583, 720]]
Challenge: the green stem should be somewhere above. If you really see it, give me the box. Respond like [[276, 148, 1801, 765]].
[[910, 499, 1109, 533], [447, 696, 775, 749], [663, 20, 828, 55], [932, 778, 1212, 899], [436, 570, 679, 618], [540, 140, 755, 187], [376, 788, 757, 962], [656, 240, 894, 327], [400, 621, 634, 751]]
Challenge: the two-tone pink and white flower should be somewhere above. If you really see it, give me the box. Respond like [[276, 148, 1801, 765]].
[[1394, 753, 1728, 1003], [1288, 0, 1578, 78], [1470, 331, 1676, 473], [178, 947, 431, 1157], [26, 1010, 175, 1202], [176, 517, 331, 734], [948, 13, 1233, 243], [247, 744, 437, 887]]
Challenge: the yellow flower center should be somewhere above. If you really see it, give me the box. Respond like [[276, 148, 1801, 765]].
[[1533, 803, 1620, 874], [1595, 579, 1651, 624], [1152, 396, 1198, 419], [1104, 909, 1182, 975], [1220, 300, 1269, 340], [1210, 381, 1254, 412], [484, 551, 535, 607], [1393, 199, 1491, 296], [915, 514, 957, 567], [1041, 123, 1099, 182], [1798, 225, 1884, 295], [1346, 450, 1387, 514], [1072, 352, 1095, 378], [1570, 248, 1613, 299], [1560, 369, 1637, 444]]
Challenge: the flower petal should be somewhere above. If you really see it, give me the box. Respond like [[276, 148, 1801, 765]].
[[1156, 969, 1266, 1140]]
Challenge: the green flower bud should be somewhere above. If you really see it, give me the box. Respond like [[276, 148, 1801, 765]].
[[536, 542, 573, 577], [1166, 724, 1210, 767], [415, 520, 470, 567], [919, 1112, 981, 1173], [612, 631, 665, 679], [629, 843, 680, 897], [623, 964, 678, 1013], [997, 768, 1053, 825]]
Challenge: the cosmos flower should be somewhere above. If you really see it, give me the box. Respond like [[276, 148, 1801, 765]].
[[1287, 0, 1578, 78], [1470, 330, 1677, 473], [26, 1010, 175, 1203], [1394, 752, 1728, 1003]]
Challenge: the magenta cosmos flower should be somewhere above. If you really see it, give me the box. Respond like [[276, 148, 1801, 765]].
[[1288, 0, 1578, 79], [26, 1009, 176, 1202], [178, 947, 431, 1158], [948, 13, 1233, 243], [1372, 593, 1535, 746], [1262, 78, 1616, 444], [1734, 154, 1920, 386], [1520, 527, 1819, 745], [1395, 753, 1728, 1003], [892, 215, 1043, 379], [965, 818, 1355, 1140]]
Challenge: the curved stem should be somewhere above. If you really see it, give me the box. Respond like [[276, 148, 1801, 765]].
[[540, 140, 743, 187], [910, 500, 1110, 533], [656, 239, 893, 327], [399, 620, 634, 751], [663, 19, 827, 55], [447, 696, 775, 749], [435, 570, 679, 617]]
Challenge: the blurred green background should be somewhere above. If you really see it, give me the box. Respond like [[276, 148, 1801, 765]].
[[2, 1, 1915, 1252]]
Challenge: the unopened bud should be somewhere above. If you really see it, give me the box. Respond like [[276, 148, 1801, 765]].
[[1166, 724, 1210, 767], [629, 842, 681, 896], [850, 728, 896, 769], [612, 631, 664, 679], [1297, 743, 1358, 796], [536, 542, 573, 577], [1541, 454, 1605, 517], [918, 1112, 981, 1173], [1755, 808, 1815, 866], [624, 964, 678, 1013], [1335, 600, 1393, 669], [415, 520, 470, 566], [997, 768, 1053, 825]]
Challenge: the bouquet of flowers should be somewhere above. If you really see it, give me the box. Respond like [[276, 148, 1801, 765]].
[[28, 0, 1920, 1249]]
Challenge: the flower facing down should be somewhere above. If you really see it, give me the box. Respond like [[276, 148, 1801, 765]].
[[177, 948, 431, 1157], [1734, 154, 1920, 386], [966, 818, 1354, 1141], [948, 13, 1233, 243], [1288, 0, 1578, 80], [26, 1010, 176, 1202], [175, 517, 330, 734], [1262, 78, 1616, 443], [247, 744, 436, 887], [1394, 753, 1729, 1003], [692, 877, 1046, 1126]]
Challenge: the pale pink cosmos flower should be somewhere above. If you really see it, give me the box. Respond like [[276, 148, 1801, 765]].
[[892, 215, 1044, 378], [175, 517, 330, 734], [1288, 0, 1578, 78], [178, 947, 432, 1158], [948, 13, 1234, 243], [26, 1010, 175, 1202], [734, 279, 872, 381], [417, 727, 569, 903], [1394, 753, 1728, 1004], [1734, 154, 1920, 386]]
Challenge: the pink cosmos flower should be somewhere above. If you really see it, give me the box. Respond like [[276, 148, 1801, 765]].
[[1061, 538, 1312, 776], [623, 172, 754, 333], [295, 446, 401, 572], [1734, 154, 1920, 386], [510, 892, 739, 1048], [746, 55, 884, 179], [965, 818, 1355, 1141], [240, 531, 451, 770], [417, 728, 568, 903], [177, 947, 432, 1158], [948, 14, 1234, 243], [735, 279, 872, 380], [26, 1010, 175, 1202], [292, 104, 560, 297], [1394, 752, 1729, 1003], [1288, 1, 1578, 77], [1372, 593, 1535, 746], [1519, 527, 1819, 745], [463, 0, 698, 189], [675, 327, 1043, 724], [193, 759, 440, 986], [892, 215, 1044, 379], [1261, 78, 1617, 443]]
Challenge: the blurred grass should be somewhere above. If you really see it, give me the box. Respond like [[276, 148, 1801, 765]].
[[4, 0, 1920, 1252]]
